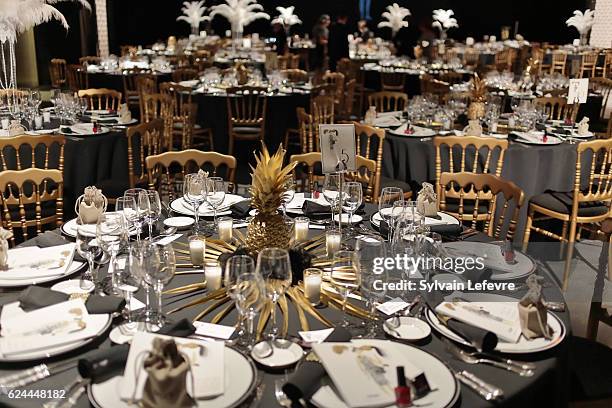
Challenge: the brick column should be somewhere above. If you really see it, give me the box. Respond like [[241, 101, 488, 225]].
[[95, 0, 109, 57], [590, 0, 612, 48]]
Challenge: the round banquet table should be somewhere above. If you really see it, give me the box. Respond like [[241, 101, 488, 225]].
[[0, 203, 571, 408], [86, 71, 172, 92]]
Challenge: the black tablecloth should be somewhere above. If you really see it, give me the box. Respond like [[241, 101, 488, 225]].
[[0, 203, 571, 408]]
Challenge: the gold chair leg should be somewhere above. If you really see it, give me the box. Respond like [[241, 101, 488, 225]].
[[228, 134, 234, 156], [560, 221, 568, 259], [562, 221, 578, 292], [522, 208, 535, 252]]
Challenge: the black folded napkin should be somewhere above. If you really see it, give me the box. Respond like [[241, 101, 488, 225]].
[[18, 286, 125, 315], [283, 327, 352, 402], [97, 118, 118, 124], [60, 127, 73, 133], [77, 318, 196, 384], [431, 224, 462, 236], [230, 200, 251, 218], [445, 318, 498, 352], [302, 200, 331, 216], [24, 231, 85, 262]]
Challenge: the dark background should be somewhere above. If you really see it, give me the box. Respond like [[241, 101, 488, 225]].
[[34, 0, 591, 83]]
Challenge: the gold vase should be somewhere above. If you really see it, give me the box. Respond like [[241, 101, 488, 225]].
[[467, 101, 485, 120], [246, 213, 291, 253]]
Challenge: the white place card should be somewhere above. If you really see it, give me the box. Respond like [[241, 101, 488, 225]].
[[193, 321, 235, 340], [2, 244, 76, 280], [376, 297, 410, 316], [155, 234, 182, 246], [319, 124, 357, 173], [298, 328, 334, 344], [567, 78, 589, 104]]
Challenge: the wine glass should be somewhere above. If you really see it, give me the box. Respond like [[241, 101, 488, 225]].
[[331, 250, 361, 328], [183, 173, 205, 233], [96, 213, 128, 295], [206, 176, 226, 226], [129, 240, 157, 326], [281, 178, 296, 219], [256, 248, 292, 344], [323, 173, 342, 225], [142, 190, 161, 240], [115, 253, 141, 336], [76, 225, 101, 293], [235, 272, 265, 349], [356, 235, 387, 337], [142, 244, 176, 329], [341, 181, 362, 227], [378, 187, 404, 240], [123, 188, 147, 241], [225, 255, 256, 344]]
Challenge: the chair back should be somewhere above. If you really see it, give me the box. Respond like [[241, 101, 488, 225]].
[[336, 58, 355, 80], [49, 59, 67, 88], [159, 82, 196, 149], [126, 119, 164, 190], [0, 89, 28, 108], [312, 95, 335, 125], [281, 69, 308, 83], [367, 91, 408, 113], [0, 168, 63, 246], [122, 69, 152, 107], [439, 172, 524, 240], [289, 152, 324, 193], [136, 75, 158, 116], [172, 68, 199, 82], [380, 71, 405, 92], [146, 150, 236, 201], [141, 94, 174, 149], [0, 135, 65, 173], [579, 52, 598, 78], [78, 88, 122, 111], [574, 139, 612, 207], [297, 107, 317, 153], [322, 71, 345, 107], [534, 97, 578, 122], [226, 87, 268, 128], [354, 123, 385, 201], [278, 54, 300, 70], [551, 52, 567, 75], [67, 65, 88, 91], [589, 78, 612, 122], [341, 78, 356, 119], [463, 50, 479, 68], [346, 155, 378, 202]]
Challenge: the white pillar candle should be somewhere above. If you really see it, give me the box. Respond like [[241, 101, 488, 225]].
[[1, 118, 8, 130], [294, 217, 309, 242], [304, 268, 322, 305], [205, 261, 223, 291], [34, 115, 43, 129], [217, 217, 233, 242], [326, 227, 341, 257], [43, 111, 51, 123], [188, 235, 206, 266]]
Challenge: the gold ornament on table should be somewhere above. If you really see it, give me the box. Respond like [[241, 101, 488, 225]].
[[467, 73, 487, 120], [245, 144, 296, 253], [75, 186, 107, 224], [416, 182, 438, 217]]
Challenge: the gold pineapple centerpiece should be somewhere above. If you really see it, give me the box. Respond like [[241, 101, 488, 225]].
[[467, 73, 487, 120], [246, 144, 297, 253]]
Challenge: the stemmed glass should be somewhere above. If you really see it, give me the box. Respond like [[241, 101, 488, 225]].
[[96, 213, 128, 295], [331, 250, 361, 328], [142, 190, 161, 240], [341, 181, 362, 227], [115, 253, 140, 337], [378, 187, 404, 240], [143, 244, 176, 329], [323, 173, 342, 226], [256, 248, 292, 345], [356, 235, 387, 337], [183, 173, 206, 233], [129, 240, 157, 326], [235, 272, 265, 349], [123, 188, 147, 241], [281, 178, 296, 219], [225, 255, 256, 345], [76, 226, 102, 293], [206, 176, 226, 227]]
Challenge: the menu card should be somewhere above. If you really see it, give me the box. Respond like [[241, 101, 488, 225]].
[[2, 244, 75, 280]]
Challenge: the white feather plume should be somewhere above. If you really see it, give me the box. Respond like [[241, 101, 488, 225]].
[[271, 6, 301, 27], [0, 0, 91, 43], [210, 0, 270, 34], [377, 3, 410, 36], [177, 1, 210, 32], [432, 9, 458, 31], [566, 9, 595, 35]]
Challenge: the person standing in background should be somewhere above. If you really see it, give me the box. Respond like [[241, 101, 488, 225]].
[[312, 14, 331, 72], [356, 19, 373, 42], [359, 0, 372, 21], [272, 21, 287, 55], [328, 14, 350, 71]]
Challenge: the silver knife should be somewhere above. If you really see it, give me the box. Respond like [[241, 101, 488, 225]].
[[455, 369, 504, 401], [0, 360, 77, 390]]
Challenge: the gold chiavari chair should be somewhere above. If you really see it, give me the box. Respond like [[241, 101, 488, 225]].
[[49, 59, 67, 88], [462, 50, 479, 69], [172, 67, 199, 82], [280, 69, 308, 83], [96, 119, 164, 203], [533, 97, 578, 122], [434, 136, 508, 219], [0, 89, 28, 109], [67, 65, 88, 91], [146, 150, 236, 201], [278, 54, 300, 70], [0, 168, 63, 246], [122, 69, 152, 111], [79, 56, 101, 66], [551, 51, 568, 75], [312, 95, 335, 125], [160, 82, 195, 150], [322, 71, 345, 108], [523, 138, 612, 290], [495, 49, 513, 72], [439, 172, 524, 240], [367, 91, 408, 113], [0, 135, 65, 173], [296, 107, 317, 153], [531, 48, 547, 75], [380, 71, 405, 92], [602, 50, 612, 78], [78, 88, 122, 111], [337, 78, 357, 121], [226, 86, 268, 156], [578, 52, 598, 78], [336, 58, 355, 81], [136, 75, 158, 118], [142, 93, 174, 149]]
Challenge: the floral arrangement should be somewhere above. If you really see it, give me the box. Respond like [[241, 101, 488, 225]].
[[209, 0, 270, 35], [432, 9, 458, 40], [176, 1, 210, 35], [271, 6, 302, 28], [377, 3, 411, 37]]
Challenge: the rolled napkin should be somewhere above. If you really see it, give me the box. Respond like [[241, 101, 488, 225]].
[[18, 286, 125, 315], [445, 318, 499, 352], [230, 200, 251, 218], [77, 319, 196, 384], [416, 182, 438, 217], [302, 200, 331, 216], [518, 275, 553, 340], [283, 327, 351, 402], [430, 223, 462, 236]]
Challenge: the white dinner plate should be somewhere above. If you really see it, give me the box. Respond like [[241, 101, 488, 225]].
[[89, 346, 257, 408], [311, 339, 459, 408], [169, 195, 245, 217], [59, 123, 110, 136], [371, 211, 459, 228], [383, 317, 432, 341], [163, 216, 195, 229], [251, 341, 303, 368], [512, 132, 563, 145], [388, 124, 437, 137], [0, 258, 85, 288], [426, 293, 566, 354], [61, 216, 139, 238], [51, 279, 94, 295], [0, 314, 111, 362], [333, 214, 363, 225]]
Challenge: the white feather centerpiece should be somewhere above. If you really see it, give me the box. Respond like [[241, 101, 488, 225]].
[[432, 9, 458, 41], [566, 9, 595, 46], [377, 3, 410, 38], [210, 0, 269, 48], [271, 6, 302, 34], [176, 1, 210, 36]]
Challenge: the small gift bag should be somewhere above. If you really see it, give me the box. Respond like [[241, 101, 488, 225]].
[[518, 275, 552, 340], [75, 186, 107, 224], [416, 182, 438, 217], [118, 103, 132, 123], [141, 338, 195, 408], [0, 227, 13, 270]]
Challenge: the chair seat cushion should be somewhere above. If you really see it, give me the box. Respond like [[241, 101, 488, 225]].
[[232, 126, 261, 134], [530, 191, 609, 217], [379, 177, 412, 196]]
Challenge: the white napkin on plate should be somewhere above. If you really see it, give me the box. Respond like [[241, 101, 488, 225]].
[[373, 116, 402, 128], [513, 131, 545, 144], [1, 243, 75, 280], [120, 332, 225, 401]]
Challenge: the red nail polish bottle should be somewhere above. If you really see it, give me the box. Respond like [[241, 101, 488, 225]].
[[395, 366, 411, 407]]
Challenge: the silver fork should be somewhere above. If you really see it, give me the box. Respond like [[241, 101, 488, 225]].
[[444, 339, 535, 376]]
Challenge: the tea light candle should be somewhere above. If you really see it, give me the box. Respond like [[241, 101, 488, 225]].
[[217, 217, 233, 242], [1, 118, 8, 130], [326, 227, 341, 257], [205, 261, 223, 290], [43, 111, 51, 123], [294, 217, 309, 242], [304, 268, 322, 305], [188, 235, 206, 266]]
